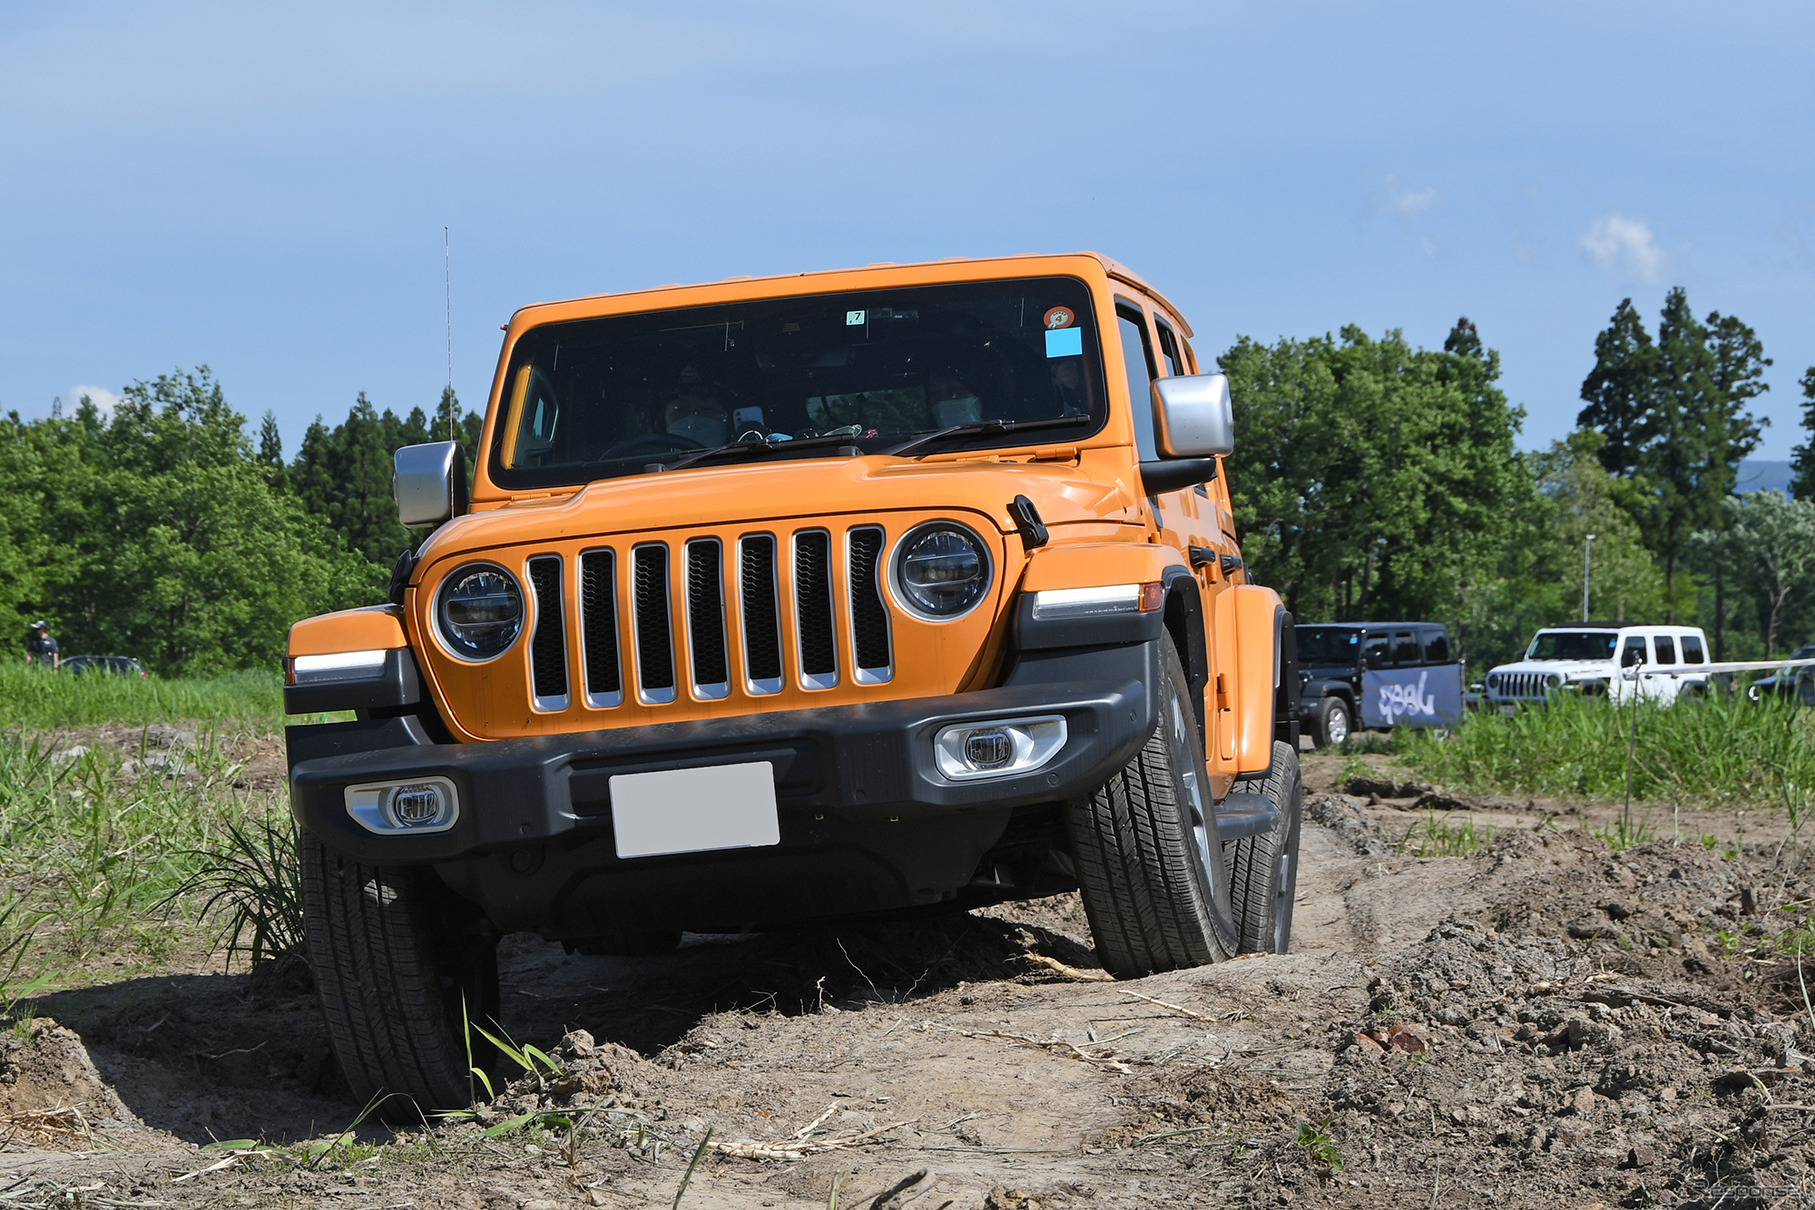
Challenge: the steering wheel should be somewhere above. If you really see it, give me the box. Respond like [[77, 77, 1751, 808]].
[[600, 432, 704, 459]]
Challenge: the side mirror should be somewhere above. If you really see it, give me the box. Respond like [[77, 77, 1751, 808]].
[[395, 441, 469, 528], [1152, 373, 1234, 458]]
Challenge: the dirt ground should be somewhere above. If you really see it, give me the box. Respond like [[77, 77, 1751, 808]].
[[5, 747, 1814, 1209]]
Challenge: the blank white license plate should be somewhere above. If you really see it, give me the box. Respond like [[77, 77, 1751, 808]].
[[609, 761, 779, 859], [1499, 704, 1516, 718]]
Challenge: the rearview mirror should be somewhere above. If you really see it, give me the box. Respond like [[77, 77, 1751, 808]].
[[394, 441, 469, 528], [1151, 373, 1234, 458]]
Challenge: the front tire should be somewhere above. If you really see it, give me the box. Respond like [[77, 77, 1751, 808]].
[[300, 831, 499, 1118], [1064, 635, 1239, 978], [1222, 740, 1304, 954], [1314, 697, 1351, 749]]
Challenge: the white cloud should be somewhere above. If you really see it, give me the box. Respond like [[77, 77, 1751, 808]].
[[1386, 176, 1438, 217], [1579, 213, 1667, 286], [65, 385, 124, 417]]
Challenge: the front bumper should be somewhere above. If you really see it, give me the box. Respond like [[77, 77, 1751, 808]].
[[287, 640, 1160, 933]]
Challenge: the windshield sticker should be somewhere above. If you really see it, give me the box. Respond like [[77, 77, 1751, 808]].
[[1043, 305, 1075, 330], [845, 310, 865, 326], [1045, 327, 1084, 358]]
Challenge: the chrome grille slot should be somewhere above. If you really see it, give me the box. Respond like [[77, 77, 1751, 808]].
[[631, 543, 676, 704], [793, 530, 838, 689], [579, 549, 621, 708], [847, 526, 892, 683], [738, 534, 783, 695], [526, 555, 569, 711], [685, 538, 729, 699]]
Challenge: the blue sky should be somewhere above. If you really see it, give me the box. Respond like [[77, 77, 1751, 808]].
[[3, 2, 1811, 459]]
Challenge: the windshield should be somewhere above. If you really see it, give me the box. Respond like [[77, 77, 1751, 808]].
[[1526, 630, 1619, 661], [1296, 627, 1363, 666], [489, 276, 1107, 488]]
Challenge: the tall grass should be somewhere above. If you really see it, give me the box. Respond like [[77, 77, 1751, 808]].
[[1400, 691, 1815, 818], [0, 662, 285, 730], [0, 729, 279, 972]]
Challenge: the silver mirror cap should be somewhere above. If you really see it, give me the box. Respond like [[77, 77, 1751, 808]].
[[1151, 373, 1234, 458], [394, 441, 469, 527]]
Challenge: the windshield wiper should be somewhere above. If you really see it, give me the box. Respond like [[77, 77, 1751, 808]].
[[659, 432, 859, 472], [879, 415, 1086, 459]]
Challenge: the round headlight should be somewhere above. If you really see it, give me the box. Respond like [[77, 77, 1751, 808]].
[[1546, 673, 1563, 689], [892, 522, 991, 619], [1487, 674, 1499, 689], [436, 563, 523, 660]]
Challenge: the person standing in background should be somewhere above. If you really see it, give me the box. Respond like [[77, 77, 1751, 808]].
[[25, 620, 59, 670]]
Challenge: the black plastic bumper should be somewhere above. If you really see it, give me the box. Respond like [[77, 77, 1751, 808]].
[[286, 640, 1160, 934]]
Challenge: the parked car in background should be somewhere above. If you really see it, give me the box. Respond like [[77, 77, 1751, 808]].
[[1484, 623, 1710, 709], [1293, 622, 1459, 747], [1746, 643, 1815, 702], [60, 655, 148, 677]]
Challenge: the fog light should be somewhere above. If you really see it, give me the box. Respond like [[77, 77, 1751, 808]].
[[389, 783, 446, 826], [934, 715, 1067, 781], [344, 776, 460, 835], [964, 728, 1013, 769]]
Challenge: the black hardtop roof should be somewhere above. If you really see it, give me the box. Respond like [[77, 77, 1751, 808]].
[[1295, 621, 1447, 631]]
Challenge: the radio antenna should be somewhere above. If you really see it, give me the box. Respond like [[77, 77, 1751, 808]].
[[444, 225, 453, 442]]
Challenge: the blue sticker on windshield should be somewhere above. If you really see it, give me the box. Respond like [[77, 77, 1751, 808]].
[[1045, 327, 1083, 358]]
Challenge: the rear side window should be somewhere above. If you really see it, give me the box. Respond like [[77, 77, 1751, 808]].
[[1392, 632, 1420, 665], [1424, 631, 1450, 663], [1655, 635, 1677, 665], [1681, 634, 1706, 663], [1153, 320, 1186, 377], [1116, 304, 1158, 460]]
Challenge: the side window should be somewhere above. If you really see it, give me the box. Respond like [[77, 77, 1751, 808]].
[[1116, 304, 1159, 461], [1391, 631, 1420, 665], [1424, 631, 1450, 663], [1654, 635, 1677, 665], [1362, 634, 1389, 668], [1620, 638, 1645, 667], [1154, 320, 1186, 378], [1682, 634, 1706, 664]]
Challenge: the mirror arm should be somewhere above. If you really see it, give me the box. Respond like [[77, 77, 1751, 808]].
[[1138, 458, 1220, 494]]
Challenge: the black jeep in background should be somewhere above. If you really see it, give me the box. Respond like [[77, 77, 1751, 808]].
[[1292, 622, 1454, 747]]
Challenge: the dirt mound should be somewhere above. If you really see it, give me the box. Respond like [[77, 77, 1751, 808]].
[[0, 1019, 133, 1144]]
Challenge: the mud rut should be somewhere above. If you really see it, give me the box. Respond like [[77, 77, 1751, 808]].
[[4, 759, 1814, 1209]]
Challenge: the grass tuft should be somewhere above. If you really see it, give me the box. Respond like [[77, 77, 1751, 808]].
[[1399, 812, 1490, 857]]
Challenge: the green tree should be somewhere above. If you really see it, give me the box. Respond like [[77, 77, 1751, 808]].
[[1220, 318, 1529, 666], [1692, 491, 1815, 657], [1536, 434, 1664, 624], [1578, 290, 1768, 622], [10, 368, 375, 674], [1576, 298, 1655, 478], [1792, 367, 1815, 502], [288, 388, 484, 572]]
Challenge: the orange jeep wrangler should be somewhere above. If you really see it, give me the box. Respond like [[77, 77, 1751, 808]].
[[284, 253, 1303, 1111]]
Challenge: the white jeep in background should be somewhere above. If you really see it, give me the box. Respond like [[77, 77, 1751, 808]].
[[1484, 623, 1712, 709]]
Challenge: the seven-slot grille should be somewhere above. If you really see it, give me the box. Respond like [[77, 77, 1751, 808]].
[[1492, 672, 1552, 699], [521, 526, 895, 712]]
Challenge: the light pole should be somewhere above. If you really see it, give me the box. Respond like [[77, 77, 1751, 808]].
[[1583, 534, 1596, 621]]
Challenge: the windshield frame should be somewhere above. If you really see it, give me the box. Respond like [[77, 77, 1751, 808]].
[[1525, 629, 1621, 662], [485, 275, 1110, 491]]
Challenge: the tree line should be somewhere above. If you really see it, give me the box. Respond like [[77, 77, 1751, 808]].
[[1223, 290, 1815, 667], [3, 291, 1812, 675], [0, 373, 481, 674]]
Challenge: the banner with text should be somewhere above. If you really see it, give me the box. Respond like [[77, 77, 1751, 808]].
[[1360, 664, 1465, 729]]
